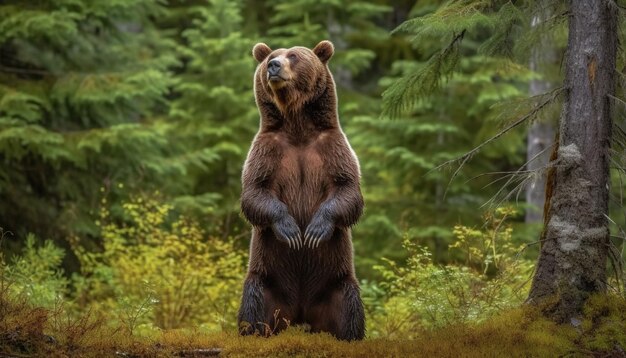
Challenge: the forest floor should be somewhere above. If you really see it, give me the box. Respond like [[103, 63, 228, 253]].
[[2, 296, 626, 358]]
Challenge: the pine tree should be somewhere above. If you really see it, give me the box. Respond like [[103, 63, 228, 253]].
[[0, 1, 175, 249], [161, 0, 257, 234]]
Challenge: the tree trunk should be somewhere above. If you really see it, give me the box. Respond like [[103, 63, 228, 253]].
[[528, 0, 617, 322], [525, 2, 556, 223]]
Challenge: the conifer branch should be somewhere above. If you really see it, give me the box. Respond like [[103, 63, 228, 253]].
[[381, 29, 466, 119]]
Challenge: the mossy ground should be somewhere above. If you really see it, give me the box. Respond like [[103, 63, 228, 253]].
[[2, 295, 625, 357]]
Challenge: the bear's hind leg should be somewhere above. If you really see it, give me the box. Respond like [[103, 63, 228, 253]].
[[308, 279, 365, 341], [237, 274, 266, 335], [337, 280, 365, 341]]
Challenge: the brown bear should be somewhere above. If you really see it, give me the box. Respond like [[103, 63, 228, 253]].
[[237, 40, 365, 341]]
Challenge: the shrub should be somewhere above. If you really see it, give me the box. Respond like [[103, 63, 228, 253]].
[[365, 207, 533, 338], [72, 194, 247, 331], [1, 232, 67, 309]]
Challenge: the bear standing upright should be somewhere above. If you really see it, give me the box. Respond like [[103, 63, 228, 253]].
[[237, 40, 365, 341]]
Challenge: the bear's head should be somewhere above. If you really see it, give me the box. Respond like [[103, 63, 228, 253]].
[[252, 41, 335, 115]]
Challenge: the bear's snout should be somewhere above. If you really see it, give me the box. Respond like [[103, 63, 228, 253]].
[[268, 59, 282, 77]]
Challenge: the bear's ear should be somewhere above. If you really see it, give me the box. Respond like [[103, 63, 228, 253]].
[[253, 43, 272, 63], [313, 40, 334, 64]]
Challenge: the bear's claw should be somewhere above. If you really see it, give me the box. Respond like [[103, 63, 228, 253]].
[[272, 215, 302, 250], [304, 214, 334, 249]]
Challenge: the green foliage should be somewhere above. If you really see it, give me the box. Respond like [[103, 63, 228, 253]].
[[365, 208, 532, 337], [384, 1, 512, 118], [396, 0, 493, 43], [1, 234, 67, 309], [381, 30, 465, 119], [381, 1, 554, 119], [72, 195, 246, 331]]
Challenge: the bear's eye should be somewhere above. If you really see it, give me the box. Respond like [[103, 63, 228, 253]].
[[287, 54, 297, 60]]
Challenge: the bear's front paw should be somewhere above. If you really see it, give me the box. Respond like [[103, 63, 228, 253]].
[[304, 214, 334, 248], [272, 215, 302, 249]]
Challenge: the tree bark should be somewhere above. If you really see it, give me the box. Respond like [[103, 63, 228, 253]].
[[528, 0, 617, 322], [525, 1, 556, 223]]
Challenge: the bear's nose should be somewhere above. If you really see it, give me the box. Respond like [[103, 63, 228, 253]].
[[268, 59, 282, 76]]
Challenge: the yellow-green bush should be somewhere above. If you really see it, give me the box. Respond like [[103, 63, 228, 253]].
[[365, 207, 533, 337], [450, 207, 523, 275], [72, 195, 247, 331]]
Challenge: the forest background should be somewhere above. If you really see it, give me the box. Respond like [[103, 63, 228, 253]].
[[1, 0, 626, 354]]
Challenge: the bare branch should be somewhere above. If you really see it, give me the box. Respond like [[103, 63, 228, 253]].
[[433, 87, 564, 197]]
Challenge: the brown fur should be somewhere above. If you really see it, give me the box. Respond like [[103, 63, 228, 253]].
[[237, 41, 365, 341]]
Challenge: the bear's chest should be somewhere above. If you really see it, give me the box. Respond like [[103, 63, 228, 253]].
[[276, 145, 326, 189], [273, 144, 329, 223]]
